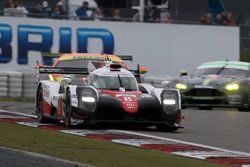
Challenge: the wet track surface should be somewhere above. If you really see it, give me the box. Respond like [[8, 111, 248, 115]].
[[1, 101, 250, 153], [0, 147, 90, 167]]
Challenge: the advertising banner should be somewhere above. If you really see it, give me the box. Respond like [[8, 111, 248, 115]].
[[0, 17, 239, 75]]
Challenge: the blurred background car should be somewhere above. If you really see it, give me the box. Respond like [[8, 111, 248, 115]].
[[166, 61, 250, 111]]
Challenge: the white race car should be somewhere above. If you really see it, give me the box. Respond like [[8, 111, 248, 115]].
[[35, 60, 183, 131]]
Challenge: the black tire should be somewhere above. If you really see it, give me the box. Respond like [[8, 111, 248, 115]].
[[198, 106, 212, 110], [238, 107, 250, 112], [181, 106, 187, 109], [36, 86, 47, 123], [238, 93, 250, 112], [156, 124, 178, 132], [63, 90, 73, 127]]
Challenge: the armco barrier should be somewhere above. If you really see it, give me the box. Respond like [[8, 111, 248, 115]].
[[0, 72, 174, 98]]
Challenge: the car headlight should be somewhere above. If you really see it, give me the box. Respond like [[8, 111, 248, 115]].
[[78, 87, 97, 112], [225, 83, 239, 91], [175, 83, 187, 90], [163, 99, 176, 105], [161, 89, 180, 114], [81, 97, 96, 103]]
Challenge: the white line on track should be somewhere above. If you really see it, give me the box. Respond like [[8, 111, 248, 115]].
[[0, 109, 36, 118], [113, 130, 250, 157], [1, 109, 250, 157]]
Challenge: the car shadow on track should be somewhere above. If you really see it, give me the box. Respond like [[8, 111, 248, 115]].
[[68, 123, 181, 133]]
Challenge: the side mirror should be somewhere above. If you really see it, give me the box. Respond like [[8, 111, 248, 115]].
[[162, 81, 170, 88], [62, 75, 71, 83], [34, 64, 44, 69], [180, 70, 188, 77], [140, 67, 148, 74]]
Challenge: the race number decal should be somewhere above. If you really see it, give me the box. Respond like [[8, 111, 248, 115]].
[[116, 94, 138, 113]]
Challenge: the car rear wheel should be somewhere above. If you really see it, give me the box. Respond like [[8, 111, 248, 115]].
[[63, 90, 73, 126], [238, 92, 250, 112], [238, 107, 250, 112], [36, 86, 48, 123]]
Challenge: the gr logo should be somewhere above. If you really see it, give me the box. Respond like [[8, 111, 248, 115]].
[[0, 24, 114, 65]]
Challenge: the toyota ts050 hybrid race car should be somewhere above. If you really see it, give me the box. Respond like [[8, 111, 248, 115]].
[[35, 54, 183, 131], [166, 61, 250, 111]]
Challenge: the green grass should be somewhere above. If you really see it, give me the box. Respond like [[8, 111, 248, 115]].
[[0, 97, 35, 103], [0, 122, 227, 167]]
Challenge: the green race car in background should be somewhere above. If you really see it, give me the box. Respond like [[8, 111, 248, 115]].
[[167, 61, 250, 111]]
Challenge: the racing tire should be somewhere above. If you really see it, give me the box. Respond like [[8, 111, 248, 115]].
[[238, 93, 250, 112], [198, 106, 212, 110], [238, 107, 250, 112], [63, 90, 73, 127], [36, 86, 48, 123], [156, 124, 178, 132]]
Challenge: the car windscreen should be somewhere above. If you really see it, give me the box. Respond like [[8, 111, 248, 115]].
[[93, 75, 138, 91], [192, 68, 248, 77]]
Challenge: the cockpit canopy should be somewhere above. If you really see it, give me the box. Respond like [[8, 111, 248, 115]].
[[90, 74, 138, 91]]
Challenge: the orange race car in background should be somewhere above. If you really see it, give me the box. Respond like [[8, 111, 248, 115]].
[[37, 53, 147, 82]]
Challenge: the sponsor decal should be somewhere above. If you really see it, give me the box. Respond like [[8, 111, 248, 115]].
[[116, 94, 138, 113], [0, 24, 114, 65]]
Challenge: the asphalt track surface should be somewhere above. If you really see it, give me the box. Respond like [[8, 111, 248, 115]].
[[0, 147, 92, 167], [1, 101, 250, 154]]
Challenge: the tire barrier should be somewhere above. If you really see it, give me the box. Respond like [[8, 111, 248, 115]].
[[8, 72, 23, 98], [22, 73, 36, 98], [0, 72, 8, 97]]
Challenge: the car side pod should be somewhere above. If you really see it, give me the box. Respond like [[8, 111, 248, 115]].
[[77, 86, 98, 114], [161, 89, 181, 115]]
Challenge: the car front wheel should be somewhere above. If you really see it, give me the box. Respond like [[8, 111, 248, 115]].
[[63, 90, 73, 126], [36, 86, 48, 123]]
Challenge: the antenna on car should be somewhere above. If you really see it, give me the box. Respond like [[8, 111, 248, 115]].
[[137, 64, 142, 83], [35, 60, 40, 82], [107, 55, 111, 61]]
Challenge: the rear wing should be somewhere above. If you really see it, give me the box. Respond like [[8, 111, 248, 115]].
[[36, 61, 89, 81], [116, 55, 133, 62], [130, 64, 142, 83], [42, 53, 133, 61], [42, 52, 65, 58]]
